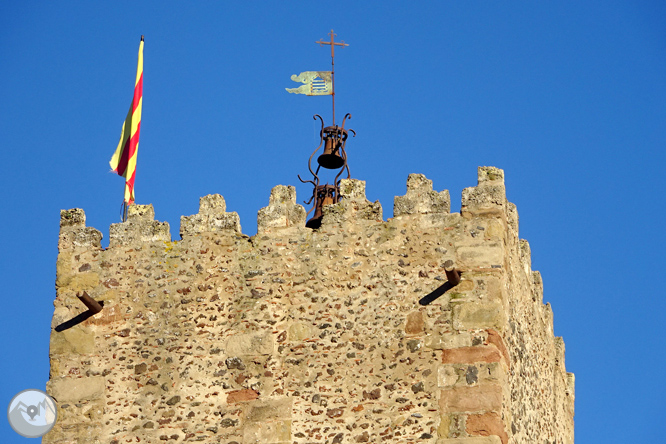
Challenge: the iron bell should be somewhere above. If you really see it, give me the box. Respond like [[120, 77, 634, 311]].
[[305, 185, 338, 229], [317, 126, 348, 170]]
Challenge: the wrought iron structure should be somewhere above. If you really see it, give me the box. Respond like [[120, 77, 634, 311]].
[[298, 113, 355, 228], [296, 30, 356, 229]]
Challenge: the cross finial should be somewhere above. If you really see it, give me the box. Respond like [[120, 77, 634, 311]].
[[316, 29, 349, 61], [315, 30, 349, 126]]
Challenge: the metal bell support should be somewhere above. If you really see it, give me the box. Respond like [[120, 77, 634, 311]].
[[298, 114, 354, 229], [305, 185, 338, 229]]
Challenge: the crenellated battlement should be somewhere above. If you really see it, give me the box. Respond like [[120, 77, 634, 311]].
[[180, 194, 243, 238], [58, 166, 512, 247], [47, 167, 574, 444]]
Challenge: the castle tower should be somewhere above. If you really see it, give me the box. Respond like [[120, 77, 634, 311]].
[[46, 167, 574, 443]]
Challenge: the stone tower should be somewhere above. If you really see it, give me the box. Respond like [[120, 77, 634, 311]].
[[46, 167, 574, 444]]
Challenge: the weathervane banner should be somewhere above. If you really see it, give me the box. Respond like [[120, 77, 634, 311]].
[[110, 37, 144, 204], [286, 71, 332, 96]]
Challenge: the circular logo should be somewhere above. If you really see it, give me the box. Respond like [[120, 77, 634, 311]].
[[7, 389, 57, 438]]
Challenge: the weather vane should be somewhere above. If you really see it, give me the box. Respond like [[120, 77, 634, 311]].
[[287, 30, 356, 228], [286, 29, 348, 125]]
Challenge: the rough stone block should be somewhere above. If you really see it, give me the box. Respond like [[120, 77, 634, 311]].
[[427, 332, 474, 350], [439, 384, 503, 413], [243, 420, 291, 443], [58, 272, 100, 292], [321, 178, 383, 225], [288, 322, 316, 341], [207, 212, 242, 232], [109, 205, 171, 246], [453, 302, 505, 331], [58, 209, 103, 249], [127, 204, 155, 221], [456, 243, 504, 269], [199, 193, 226, 213], [438, 413, 452, 438], [485, 330, 509, 364], [180, 194, 242, 237], [48, 376, 105, 402], [226, 331, 274, 356], [50, 326, 94, 355], [484, 219, 505, 241], [267, 184, 296, 206], [67, 227, 103, 249], [405, 311, 424, 335], [441, 346, 503, 365], [438, 363, 506, 388], [461, 168, 506, 218], [257, 185, 307, 231], [466, 412, 508, 444], [226, 389, 259, 404], [246, 398, 292, 421], [477, 275, 503, 301], [60, 208, 86, 228], [180, 213, 214, 236], [461, 185, 505, 215], [438, 365, 459, 387], [477, 166, 504, 184], [394, 173, 451, 216], [339, 178, 367, 201]]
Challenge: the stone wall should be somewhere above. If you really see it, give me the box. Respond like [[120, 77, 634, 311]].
[[45, 167, 574, 444]]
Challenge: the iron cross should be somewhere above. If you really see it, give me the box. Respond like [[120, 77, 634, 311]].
[[316, 29, 349, 63], [316, 30, 349, 126]]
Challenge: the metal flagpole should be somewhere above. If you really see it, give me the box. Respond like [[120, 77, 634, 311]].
[[121, 200, 128, 222]]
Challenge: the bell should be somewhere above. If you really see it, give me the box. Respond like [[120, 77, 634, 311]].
[[305, 185, 338, 229], [317, 126, 348, 169], [306, 206, 324, 229], [317, 137, 345, 169]]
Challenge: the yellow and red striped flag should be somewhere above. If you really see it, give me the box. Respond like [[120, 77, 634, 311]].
[[110, 36, 144, 204]]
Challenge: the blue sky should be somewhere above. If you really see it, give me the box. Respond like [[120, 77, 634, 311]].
[[1, 1, 665, 442]]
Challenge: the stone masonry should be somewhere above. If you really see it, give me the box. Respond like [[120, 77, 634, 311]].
[[46, 167, 574, 444]]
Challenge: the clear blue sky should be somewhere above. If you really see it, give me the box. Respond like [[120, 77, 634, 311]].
[[1, 1, 664, 442]]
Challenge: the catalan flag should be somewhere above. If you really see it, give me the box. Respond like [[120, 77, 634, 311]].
[[110, 36, 144, 205]]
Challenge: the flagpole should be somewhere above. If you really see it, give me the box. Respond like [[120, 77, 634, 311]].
[[110, 35, 144, 222], [121, 34, 142, 222]]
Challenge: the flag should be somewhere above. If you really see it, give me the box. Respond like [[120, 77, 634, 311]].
[[286, 71, 332, 96], [110, 37, 144, 204]]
